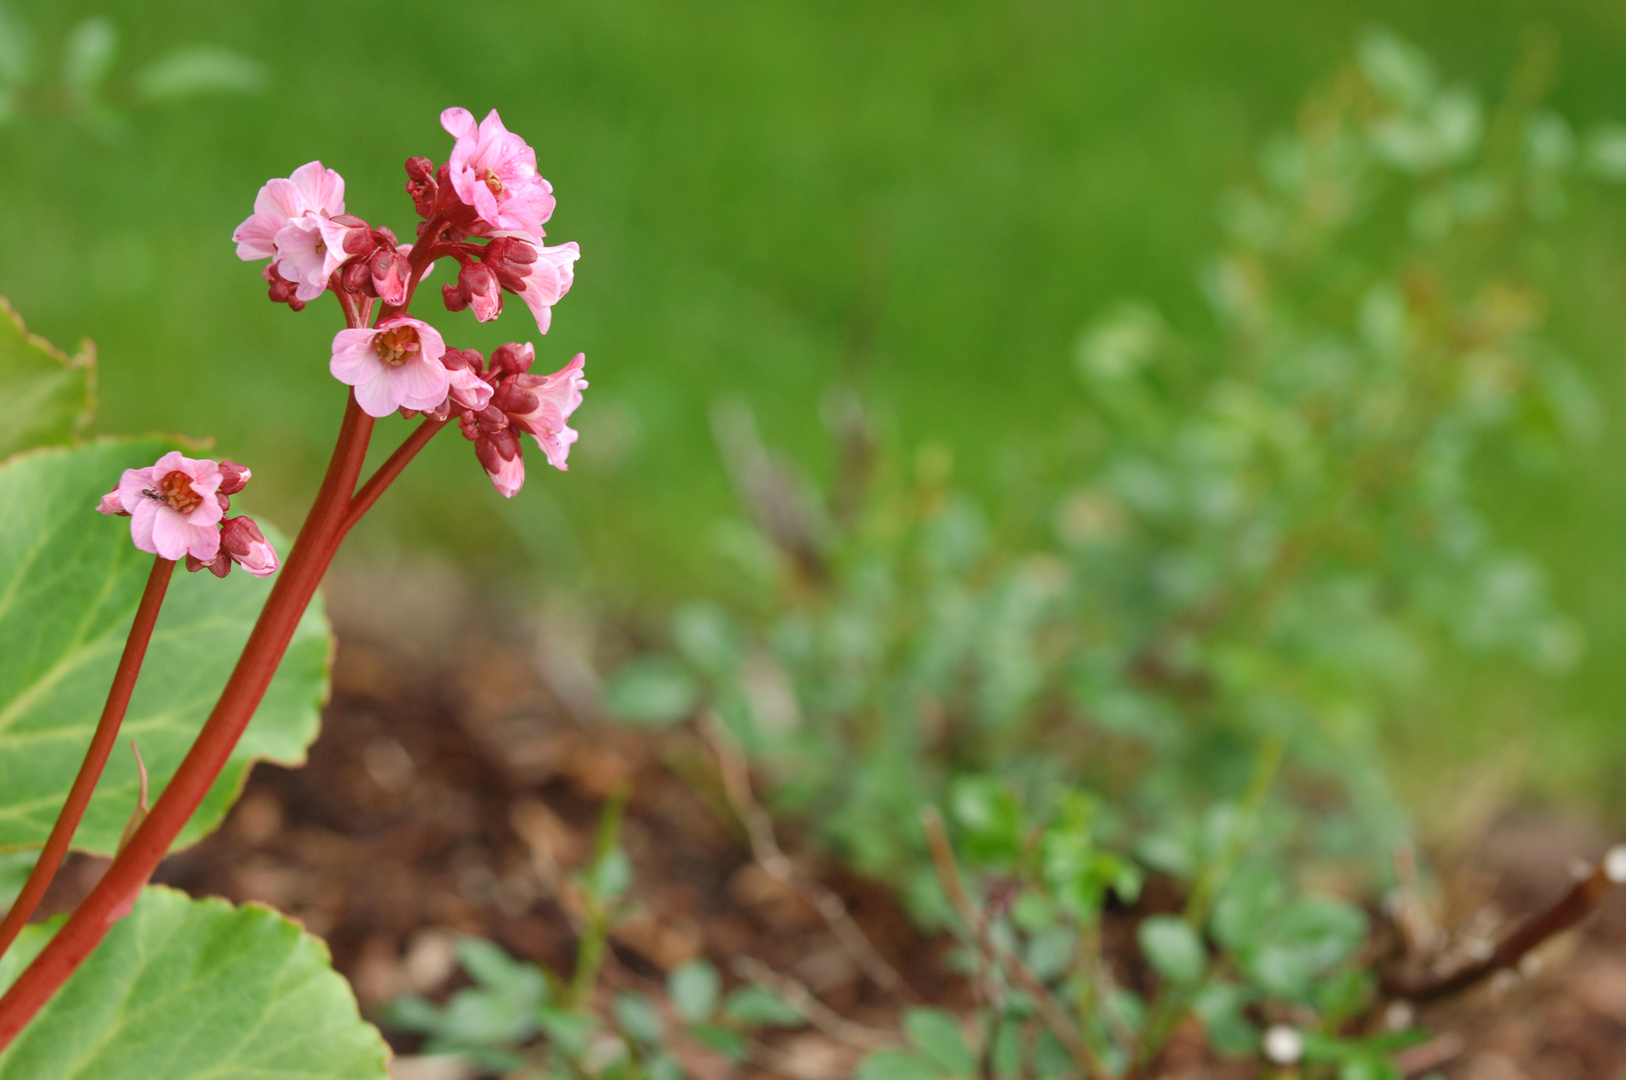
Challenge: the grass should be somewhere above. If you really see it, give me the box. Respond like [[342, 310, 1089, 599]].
[[4, 0, 1626, 810]]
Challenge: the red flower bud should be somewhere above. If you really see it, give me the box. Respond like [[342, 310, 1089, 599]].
[[405, 157, 438, 218], [459, 262, 502, 322], [221, 516, 278, 577], [340, 259, 371, 294], [489, 342, 536, 378], [185, 550, 233, 578], [217, 461, 252, 496], [370, 247, 411, 307], [442, 282, 470, 312]]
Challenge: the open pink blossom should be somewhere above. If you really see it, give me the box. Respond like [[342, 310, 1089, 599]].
[[493, 352, 587, 470], [99, 452, 225, 562], [329, 317, 450, 418], [441, 107, 555, 237], [233, 161, 346, 263], [514, 242, 580, 335]]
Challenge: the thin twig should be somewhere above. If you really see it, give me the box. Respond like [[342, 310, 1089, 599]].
[[1383, 844, 1626, 1002], [921, 808, 1109, 1080], [730, 956, 898, 1051], [1393, 1031, 1465, 1077], [700, 712, 908, 995]]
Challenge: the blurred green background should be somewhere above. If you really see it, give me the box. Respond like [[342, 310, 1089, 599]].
[[2, 1, 1625, 810]]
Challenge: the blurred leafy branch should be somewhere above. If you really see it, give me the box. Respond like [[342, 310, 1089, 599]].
[[580, 26, 1623, 1077], [0, 5, 267, 138]]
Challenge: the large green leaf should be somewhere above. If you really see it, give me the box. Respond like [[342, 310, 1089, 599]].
[[0, 886, 388, 1079], [0, 439, 330, 854], [0, 297, 94, 462]]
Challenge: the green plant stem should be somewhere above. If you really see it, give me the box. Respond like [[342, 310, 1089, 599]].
[[921, 808, 1109, 1080], [1130, 731, 1289, 1077], [0, 556, 175, 959], [568, 784, 630, 1009]]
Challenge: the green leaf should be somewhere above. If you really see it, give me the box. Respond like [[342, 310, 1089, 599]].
[[60, 18, 116, 93], [603, 657, 699, 727], [667, 959, 720, 1024], [687, 1023, 747, 1061], [584, 847, 632, 902], [0, 298, 94, 462], [1137, 915, 1206, 984], [0, 886, 387, 1078], [613, 992, 664, 1047], [903, 1008, 975, 1078], [1210, 861, 1286, 952], [723, 985, 805, 1027], [131, 45, 268, 103], [855, 1050, 944, 1080], [1191, 982, 1258, 1057], [1247, 898, 1368, 999], [0, 439, 331, 854], [456, 936, 546, 1002]]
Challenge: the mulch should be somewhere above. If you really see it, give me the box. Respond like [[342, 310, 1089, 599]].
[[34, 577, 1626, 1078]]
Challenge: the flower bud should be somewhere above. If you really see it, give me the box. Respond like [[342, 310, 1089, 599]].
[[340, 259, 372, 295], [221, 516, 279, 577], [185, 550, 233, 578], [459, 262, 502, 322], [370, 247, 411, 307], [97, 488, 130, 516], [217, 461, 252, 496], [483, 235, 537, 293], [489, 342, 535, 378], [442, 282, 470, 312], [405, 156, 438, 218], [474, 428, 525, 498]]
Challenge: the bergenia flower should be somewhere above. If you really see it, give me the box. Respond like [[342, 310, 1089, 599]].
[[441, 107, 555, 237], [329, 316, 451, 418], [494, 352, 588, 470], [233, 161, 346, 268], [98, 452, 226, 562]]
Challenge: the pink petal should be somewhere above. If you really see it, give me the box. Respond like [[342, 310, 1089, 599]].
[[441, 106, 479, 144], [393, 357, 452, 412], [352, 369, 404, 418], [129, 501, 160, 554], [149, 508, 195, 560], [289, 161, 345, 217]]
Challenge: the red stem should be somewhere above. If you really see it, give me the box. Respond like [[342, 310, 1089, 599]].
[[0, 557, 176, 958], [0, 395, 375, 1047]]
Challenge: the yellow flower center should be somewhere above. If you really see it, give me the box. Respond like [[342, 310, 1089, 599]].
[[374, 325, 421, 367], [153, 470, 202, 513]]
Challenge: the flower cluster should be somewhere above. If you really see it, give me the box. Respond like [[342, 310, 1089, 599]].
[[231, 106, 587, 497], [97, 452, 278, 577]]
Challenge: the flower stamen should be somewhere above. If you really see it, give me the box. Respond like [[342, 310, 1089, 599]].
[[373, 325, 422, 367], [149, 470, 203, 514]]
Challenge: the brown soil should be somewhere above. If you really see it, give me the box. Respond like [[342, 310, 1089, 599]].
[[38, 579, 1626, 1079]]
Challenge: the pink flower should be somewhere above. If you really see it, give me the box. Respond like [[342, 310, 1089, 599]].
[[233, 161, 346, 263], [513, 243, 579, 335], [493, 352, 587, 470], [443, 349, 495, 412], [329, 317, 451, 418], [441, 107, 555, 237], [221, 516, 279, 577], [102, 452, 225, 562]]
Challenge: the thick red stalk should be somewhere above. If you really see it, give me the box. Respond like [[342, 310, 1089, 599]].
[[0, 557, 176, 958], [0, 396, 375, 1047]]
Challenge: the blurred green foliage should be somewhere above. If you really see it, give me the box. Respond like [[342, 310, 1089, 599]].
[[3, 2, 1626, 803], [596, 29, 1618, 1069]]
